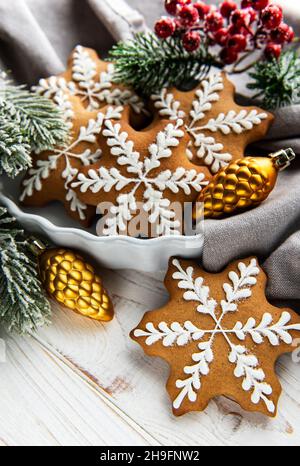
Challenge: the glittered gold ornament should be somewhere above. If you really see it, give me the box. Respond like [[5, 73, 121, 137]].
[[36, 246, 114, 322], [194, 149, 296, 220]]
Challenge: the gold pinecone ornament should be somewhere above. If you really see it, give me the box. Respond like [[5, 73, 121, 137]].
[[38, 247, 114, 322], [194, 149, 296, 220]]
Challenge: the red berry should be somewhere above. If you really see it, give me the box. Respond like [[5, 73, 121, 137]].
[[241, 0, 252, 8], [205, 11, 224, 32], [230, 9, 251, 28], [270, 23, 295, 44], [228, 24, 250, 36], [164, 0, 191, 16], [182, 31, 201, 52], [194, 1, 211, 19], [265, 43, 282, 59], [239, 6, 257, 23], [247, 7, 258, 23], [178, 5, 199, 26], [214, 28, 229, 46], [288, 27, 295, 43], [220, 1, 238, 19], [227, 33, 247, 52], [261, 5, 283, 30], [220, 47, 239, 64], [250, 0, 269, 11], [155, 17, 176, 39], [165, 0, 178, 15]]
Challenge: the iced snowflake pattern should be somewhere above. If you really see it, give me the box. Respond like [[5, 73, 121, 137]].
[[72, 118, 208, 236], [20, 107, 122, 221], [33, 45, 145, 122], [151, 73, 269, 174], [133, 258, 300, 414]]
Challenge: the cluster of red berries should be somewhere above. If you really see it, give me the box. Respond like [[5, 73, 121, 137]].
[[154, 0, 295, 64]]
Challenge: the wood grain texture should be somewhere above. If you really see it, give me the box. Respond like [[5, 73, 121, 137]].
[[0, 328, 149, 446], [1, 268, 299, 446]]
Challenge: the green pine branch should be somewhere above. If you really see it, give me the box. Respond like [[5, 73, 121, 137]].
[[0, 207, 51, 334], [109, 33, 220, 95], [2, 82, 68, 152], [0, 101, 31, 177], [247, 50, 300, 109], [0, 72, 68, 178]]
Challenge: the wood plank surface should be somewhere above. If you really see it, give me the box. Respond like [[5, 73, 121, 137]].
[[1, 268, 295, 446], [0, 326, 151, 446]]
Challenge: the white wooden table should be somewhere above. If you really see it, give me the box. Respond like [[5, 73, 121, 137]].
[[0, 267, 300, 446]]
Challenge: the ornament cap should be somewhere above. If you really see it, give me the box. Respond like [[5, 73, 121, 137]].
[[28, 237, 47, 256], [270, 148, 296, 171]]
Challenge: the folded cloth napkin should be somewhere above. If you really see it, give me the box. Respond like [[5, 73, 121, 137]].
[[0, 0, 299, 308], [88, 0, 149, 42]]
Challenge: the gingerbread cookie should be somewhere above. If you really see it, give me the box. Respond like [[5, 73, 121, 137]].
[[151, 72, 274, 174], [131, 257, 300, 417], [33, 45, 146, 126], [72, 111, 211, 237], [21, 45, 150, 225], [20, 102, 123, 225]]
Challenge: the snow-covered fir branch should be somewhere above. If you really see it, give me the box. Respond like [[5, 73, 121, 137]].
[[0, 72, 68, 178], [0, 208, 51, 334]]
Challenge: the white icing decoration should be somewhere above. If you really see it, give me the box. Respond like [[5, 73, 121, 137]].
[[233, 311, 300, 346], [151, 89, 186, 121], [73, 119, 208, 236], [200, 109, 268, 134], [34, 45, 145, 115], [189, 73, 224, 124], [134, 258, 300, 413], [138, 311, 300, 351], [33, 79, 74, 128], [228, 345, 275, 413], [53, 90, 75, 129], [151, 72, 268, 173], [20, 107, 122, 220], [33, 76, 69, 100], [134, 321, 205, 347]]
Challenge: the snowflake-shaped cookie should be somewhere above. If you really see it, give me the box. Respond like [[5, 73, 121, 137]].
[[132, 257, 300, 417], [151, 72, 274, 174], [72, 116, 211, 237], [20, 101, 123, 225], [33, 45, 146, 125]]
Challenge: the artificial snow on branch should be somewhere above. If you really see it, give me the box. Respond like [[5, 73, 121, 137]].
[[0, 207, 51, 334], [0, 72, 68, 178], [0, 100, 31, 178]]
